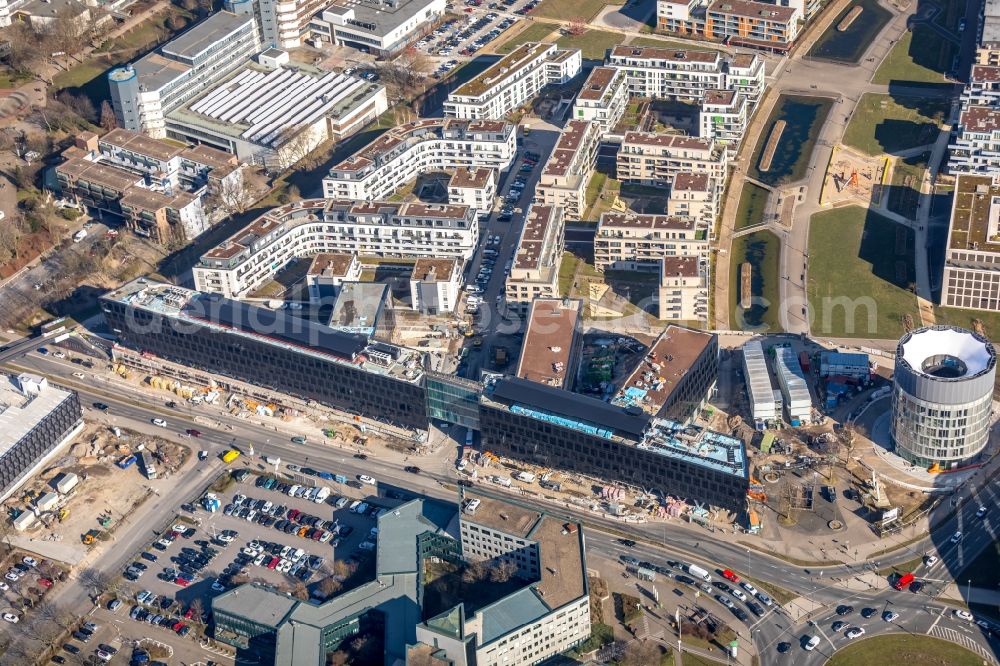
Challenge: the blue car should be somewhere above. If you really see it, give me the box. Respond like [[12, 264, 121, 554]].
[[37, 347, 49, 355], [317, 472, 335, 481]]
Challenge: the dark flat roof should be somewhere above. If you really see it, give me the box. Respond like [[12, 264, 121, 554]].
[[183, 293, 369, 360], [491, 377, 650, 437]]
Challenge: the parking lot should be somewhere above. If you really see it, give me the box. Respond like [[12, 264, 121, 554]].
[[420, 13, 520, 70], [122, 470, 389, 609]]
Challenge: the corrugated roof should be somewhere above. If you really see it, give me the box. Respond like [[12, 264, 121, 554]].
[[742, 340, 774, 409], [479, 587, 551, 644]]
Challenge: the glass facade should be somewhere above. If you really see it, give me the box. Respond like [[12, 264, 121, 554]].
[[890, 387, 992, 467], [425, 372, 481, 430]]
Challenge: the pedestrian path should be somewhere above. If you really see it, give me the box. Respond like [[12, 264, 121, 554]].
[[929, 625, 999, 664]]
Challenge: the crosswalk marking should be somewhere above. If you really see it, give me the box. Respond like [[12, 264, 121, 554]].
[[929, 625, 999, 664]]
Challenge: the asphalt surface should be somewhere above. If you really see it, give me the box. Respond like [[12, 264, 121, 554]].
[[6, 347, 1000, 663]]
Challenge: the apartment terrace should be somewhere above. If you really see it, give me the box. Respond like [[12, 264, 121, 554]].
[[639, 418, 747, 478], [598, 212, 699, 233], [576, 67, 619, 102], [512, 206, 561, 273], [516, 299, 580, 389], [451, 42, 554, 99], [542, 120, 594, 179], [608, 45, 721, 66]]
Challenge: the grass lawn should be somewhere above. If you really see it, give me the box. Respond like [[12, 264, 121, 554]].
[[887, 152, 929, 219], [584, 174, 620, 220], [559, 252, 581, 296], [556, 29, 626, 60], [827, 635, 983, 666], [627, 35, 716, 52], [729, 230, 782, 332], [933, 306, 1000, 340], [735, 183, 769, 230], [843, 94, 948, 156], [533, 0, 621, 21], [678, 650, 727, 666], [52, 60, 115, 92], [0, 69, 32, 89], [495, 23, 557, 53], [877, 555, 925, 577], [807, 206, 919, 339], [873, 25, 957, 85]]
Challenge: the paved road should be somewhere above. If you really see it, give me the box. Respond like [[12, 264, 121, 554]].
[[7, 348, 1000, 663]]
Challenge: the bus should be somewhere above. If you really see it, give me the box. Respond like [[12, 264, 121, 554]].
[[222, 450, 241, 464]]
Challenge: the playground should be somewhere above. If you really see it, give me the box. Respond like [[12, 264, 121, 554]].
[[821, 144, 886, 207]]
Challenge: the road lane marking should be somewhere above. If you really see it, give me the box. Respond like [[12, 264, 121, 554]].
[[926, 605, 946, 634]]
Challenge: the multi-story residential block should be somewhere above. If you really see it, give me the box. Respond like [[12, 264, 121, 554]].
[[571, 66, 629, 133], [608, 46, 726, 100], [699, 88, 748, 154], [594, 211, 709, 272], [448, 167, 498, 213], [962, 65, 1000, 108], [193, 199, 479, 298], [655, 0, 800, 50], [506, 205, 565, 311], [977, 0, 1000, 66], [108, 12, 261, 137], [323, 118, 516, 200], [726, 52, 766, 106], [535, 120, 600, 221], [410, 257, 463, 314], [307, 0, 446, 55], [949, 105, 1000, 173], [254, 0, 329, 48], [515, 298, 582, 390], [658, 256, 709, 321], [618, 132, 728, 189], [666, 172, 719, 230], [165, 57, 388, 171], [444, 42, 581, 120], [941, 174, 1000, 311], [0, 373, 84, 504], [305, 252, 362, 302], [55, 130, 241, 243]]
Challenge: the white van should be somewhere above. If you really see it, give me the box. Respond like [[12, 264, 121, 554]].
[[686, 564, 712, 582], [287, 484, 301, 497]]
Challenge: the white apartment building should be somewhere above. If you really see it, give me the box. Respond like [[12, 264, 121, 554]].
[[305, 252, 362, 302], [949, 105, 1000, 173], [571, 67, 629, 133], [108, 12, 262, 138], [255, 0, 329, 48], [594, 211, 709, 272], [409, 257, 463, 313], [535, 120, 601, 221], [666, 172, 719, 230], [658, 255, 708, 322], [308, 0, 446, 55], [0, 0, 10, 27], [726, 53, 766, 106], [323, 118, 516, 200], [699, 89, 748, 154], [961, 65, 1000, 109], [448, 167, 498, 213], [506, 205, 566, 311], [608, 45, 726, 100], [445, 42, 581, 120], [618, 132, 728, 190], [193, 199, 479, 298]]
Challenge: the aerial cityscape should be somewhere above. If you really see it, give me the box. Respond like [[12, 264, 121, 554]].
[[0, 0, 999, 662]]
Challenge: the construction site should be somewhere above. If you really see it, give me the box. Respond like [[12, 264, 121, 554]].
[[4, 422, 190, 564], [822, 144, 887, 206]]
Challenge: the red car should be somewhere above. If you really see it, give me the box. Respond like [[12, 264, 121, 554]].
[[172, 621, 185, 632], [37, 578, 53, 588], [183, 608, 194, 620], [174, 577, 190, 587], [722, 569, 740, 583], [186, 429, 202, 437], [288, 509, 300, 521], [267, 557, 279, 570]]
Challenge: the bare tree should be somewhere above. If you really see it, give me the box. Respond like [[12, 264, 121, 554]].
[[56, 91, 97, 125], [317, 576, 342, 599], [289, 581, 309, 600], [276, 126, 318, 167], [48, 6, 89, 57], [620, 639, 664, 666], [489, 558, 517, 583], [188, 598, 205, 623], [99, 101, 118, 132], [20, 617, 60, 643], [566, 18, 587, 35], [4, 24, 51, 74], [77, 568, 115, 601], [204, 170, 258, 217], [34, 601, 75, 630], [0, 213, 27, 265]]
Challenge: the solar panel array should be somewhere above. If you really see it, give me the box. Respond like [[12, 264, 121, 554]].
[[188, 66, 369, 147]]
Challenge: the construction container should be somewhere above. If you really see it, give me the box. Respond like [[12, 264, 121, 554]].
[[56, 472, 79, 494], [36, 492, 59, 512], [13, 511, 36, 531]]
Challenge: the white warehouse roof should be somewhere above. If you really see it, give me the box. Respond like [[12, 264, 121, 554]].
[[775, 346, 811, 408], [187, 65, 370, 147], [742, 340, 775, 414]]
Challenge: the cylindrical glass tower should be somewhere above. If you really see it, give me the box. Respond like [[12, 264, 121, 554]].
[[891, 326, 996, 468]]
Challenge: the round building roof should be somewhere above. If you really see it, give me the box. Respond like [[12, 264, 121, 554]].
[[898, 326, 995, 380]]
